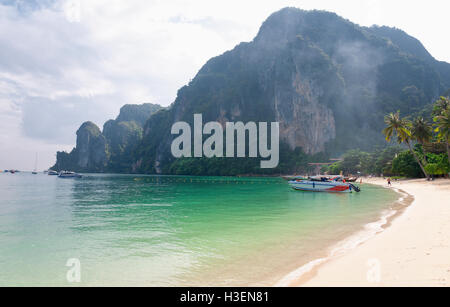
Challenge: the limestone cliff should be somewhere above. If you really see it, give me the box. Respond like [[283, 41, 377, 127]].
[[74, 121, 109, 170], [133, 8, 450, 174], [53, 103, 162, 172], [55, 8, 450, 175]]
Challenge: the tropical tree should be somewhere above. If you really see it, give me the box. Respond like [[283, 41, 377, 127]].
[[382, 111, 429, 179], [434, 108, 450, 165], [392, 150, 423, 178], [432, 96, 450, 116], [424, 153, 450, 176], [411, 117, 433, 145]]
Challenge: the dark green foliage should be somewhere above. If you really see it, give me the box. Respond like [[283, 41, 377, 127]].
[[116, 104, 162, 125], [378, 95, 450, 178], [53, 151, 77, 171], [166, 143, 318, 176], [424, 153, 450, 175], [391, 150, 424, 178], [324, 146, 405, 176], [130, 8, 450, 175], [367, 26, 434, 63], [54, 8, 450, 175], [432, 96, 450, 117], [54, 121, 109, 172], [327, 150, 366, 175], [53, 104, 163, 172], [329, 96, 450, 179], [78, 121, 102, 137], [103, 120, 143, 172], [411, 117, 433, 144], [371, 146, 405, 175]]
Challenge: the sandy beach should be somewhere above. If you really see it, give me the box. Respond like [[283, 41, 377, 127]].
[[298, 178, 450, 287]]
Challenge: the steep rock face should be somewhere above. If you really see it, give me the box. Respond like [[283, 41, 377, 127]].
[[103, 120, 142, 152], [103, 103, 162, 172], [268, 38, 341, 153], [116, 103, 163, 126], [53, 103, 162, 172], [56, 8, 450, 175], [74, 121, 109, 170], [132, 8, 450, 174], [367, 25, 450, 90], [103, 119, 143, 172], [276, 74, 336, 154], [103, 104, 161, 153], [53, 121, 109, 172]]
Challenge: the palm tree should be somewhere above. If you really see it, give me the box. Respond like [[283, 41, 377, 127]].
[[432, 96, 450, 117], [383, 111, 429, 179], [434, 108, 450, 165], [411, 117, 433, 145]]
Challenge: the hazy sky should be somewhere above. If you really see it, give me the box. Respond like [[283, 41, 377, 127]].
[[1, 0, 449, 170]]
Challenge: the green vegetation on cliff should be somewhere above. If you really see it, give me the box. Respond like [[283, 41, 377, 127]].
[[53, 103, 162, 172], [323, 96, 450, 178], [54, 8, 450, 175], [131, 9, 450, 175]]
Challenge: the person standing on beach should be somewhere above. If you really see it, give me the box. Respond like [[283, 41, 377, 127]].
[[387, 178, 391, 186]]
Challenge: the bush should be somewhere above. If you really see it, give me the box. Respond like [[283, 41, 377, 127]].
[[424, 153, 450, 175], [391, 150, 424, 178]]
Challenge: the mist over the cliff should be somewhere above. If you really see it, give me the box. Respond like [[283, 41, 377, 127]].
[[53, 7, 450, 175]]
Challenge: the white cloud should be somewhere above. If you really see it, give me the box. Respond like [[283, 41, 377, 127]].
[[0, 0, 449, 170]]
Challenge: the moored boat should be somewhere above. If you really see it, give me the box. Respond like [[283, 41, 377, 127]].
[[58, 171, 82, 178], [48, 170, 58, 176], [282, 175, 308, 181], [289, 176, 360, 193], [32, 153, 38, 174], [344, 176, 359, 183]]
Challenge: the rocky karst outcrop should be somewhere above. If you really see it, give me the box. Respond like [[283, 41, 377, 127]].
[[55, 8, 450, 175], [53, 103, 162, 172], [74, 121, 109, 170], [133, 8, 450, 174]]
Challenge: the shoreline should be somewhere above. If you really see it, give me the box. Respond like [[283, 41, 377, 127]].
[[289, 178, 450, 287], [275, 180, 413, 286]]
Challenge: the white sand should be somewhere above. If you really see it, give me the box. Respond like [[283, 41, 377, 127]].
[[302, 178, 450, 287]]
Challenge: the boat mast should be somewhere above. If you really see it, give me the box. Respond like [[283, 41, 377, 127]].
[[34, 152, 38, 172]]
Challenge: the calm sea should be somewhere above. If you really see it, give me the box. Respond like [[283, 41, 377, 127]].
[[0, 173, 399, 286]]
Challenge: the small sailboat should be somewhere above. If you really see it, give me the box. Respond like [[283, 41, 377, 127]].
[[32, 153, 38, 174], [289, 176, 361, 193], [58, 171, 82, 178]]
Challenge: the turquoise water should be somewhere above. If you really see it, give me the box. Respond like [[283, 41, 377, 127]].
[[0, 173, 399, 286]]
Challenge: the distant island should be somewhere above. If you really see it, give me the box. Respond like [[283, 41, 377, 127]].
[[53, 7, 450, 176]]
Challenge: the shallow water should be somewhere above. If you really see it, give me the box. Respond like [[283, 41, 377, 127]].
[[0, 173, 398, 286]]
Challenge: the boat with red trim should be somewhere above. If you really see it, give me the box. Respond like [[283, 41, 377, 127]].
[[288, 176, 361, 193]]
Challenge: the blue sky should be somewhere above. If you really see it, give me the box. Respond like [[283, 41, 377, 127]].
[[0, 0, 449, 170]]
